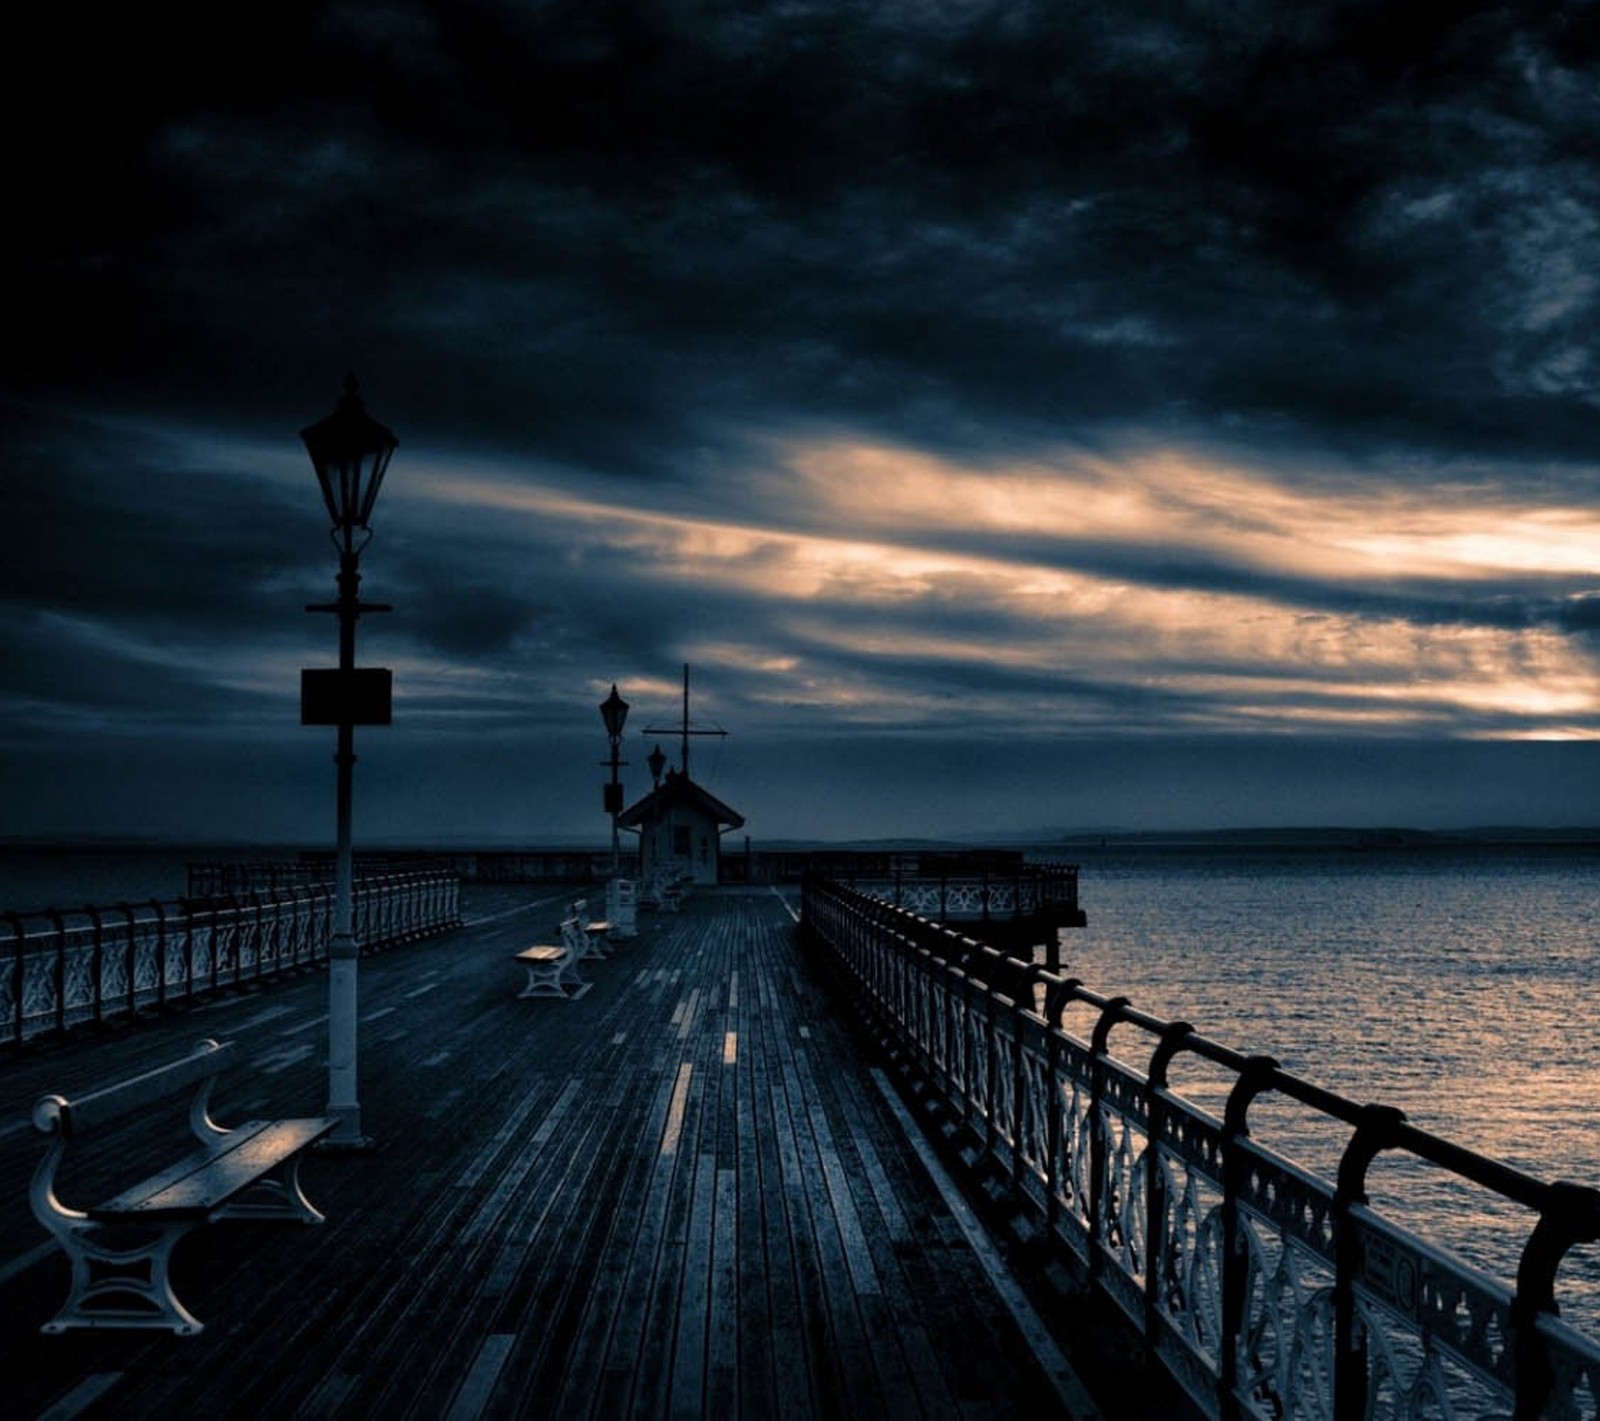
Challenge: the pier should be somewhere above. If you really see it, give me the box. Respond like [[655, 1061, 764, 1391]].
[[0, 885, 1171, 1420]]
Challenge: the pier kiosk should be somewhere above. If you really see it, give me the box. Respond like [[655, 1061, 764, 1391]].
[[617, 769, 745, 887]]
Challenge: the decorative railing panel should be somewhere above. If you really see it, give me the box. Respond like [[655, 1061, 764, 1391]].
[[825, 861, 1081, 926], [3, 872, 460, 1049], [800, 874, 1600, 1421]]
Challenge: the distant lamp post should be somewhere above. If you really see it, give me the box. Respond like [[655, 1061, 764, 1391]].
[[599, 684, 629, 873], [648, 742, 667, 788], [300, 373, 397, 1149]]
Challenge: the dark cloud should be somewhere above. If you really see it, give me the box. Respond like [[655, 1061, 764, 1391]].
[[0, 405, 323, 630], [11, 1, 1599, 462], [5, 2, 1600, 843]]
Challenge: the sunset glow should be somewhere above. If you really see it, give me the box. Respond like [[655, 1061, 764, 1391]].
[[391, 444, 1600, 744]]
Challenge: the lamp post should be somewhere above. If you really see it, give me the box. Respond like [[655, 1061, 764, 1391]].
[[599, 684, 629, 873], [648, 743, 667, 787], [300, 373, 397, 1149]]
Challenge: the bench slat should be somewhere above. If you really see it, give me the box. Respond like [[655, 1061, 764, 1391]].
[[54, 1041, 235, 1136], [516, 946, 566, 963], [90, 1117, 337, 1219]]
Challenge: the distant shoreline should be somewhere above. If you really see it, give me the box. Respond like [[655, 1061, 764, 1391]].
[[1049, 826, 1600, 852], [5, 826, 1600, 857]]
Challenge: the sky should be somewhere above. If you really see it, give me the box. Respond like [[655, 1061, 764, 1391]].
[[5, 1, 1600, 846]]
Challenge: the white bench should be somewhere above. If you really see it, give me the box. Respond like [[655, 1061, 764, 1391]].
[[30, 1038, 336, 1335], [513, 915, 596, 1000], [513, 943, 572, 998], [573, 897, 611, 958]]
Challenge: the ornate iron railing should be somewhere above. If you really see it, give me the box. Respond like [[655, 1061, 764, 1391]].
[[829, 860, 1082, 924], [800, 875, 1600, 1421], [2, 872, 461, 1048]]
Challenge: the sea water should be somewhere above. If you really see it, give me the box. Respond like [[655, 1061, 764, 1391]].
[[1059, 845, 1600, 1330], [0, 847, 201, 911]]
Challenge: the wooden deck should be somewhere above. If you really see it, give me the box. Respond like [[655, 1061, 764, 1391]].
[[0, 885, 1129, 1420]]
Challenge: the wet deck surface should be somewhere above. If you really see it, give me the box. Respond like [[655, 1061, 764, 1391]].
[[0, 885, 1091, 1420]]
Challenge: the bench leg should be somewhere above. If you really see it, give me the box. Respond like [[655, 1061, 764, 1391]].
[[213, 1154, 325, 1225], [558, 955, 593, 1000], [41, 1218, 205, 1336], [518, 961, 569, 998]]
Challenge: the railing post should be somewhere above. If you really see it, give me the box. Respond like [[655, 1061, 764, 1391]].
[[151, 899, 169, 1010], [1012, 967, 1047, 1200], [1146, 1021, 1196, 1343], [119, 903, 137, 1018], [6, 913, 25, 1047], [49, 909, 67, 1036], [87, 907, 104, 1025], [958, 942, 978, 1134], [1088, 996, 1131, 1281], [248, 890, 266, 979], [1043, 978, 1080, 1235], [980, 951, 1000, 1160], [1331, 1102, 1405, 1421], [1220, 1055, 1280, 1419], [226, 893, 244, 988], [207, 899, 222, 994], [1509, 1181, 1600, 1418], [180, 898, 197, 1003]]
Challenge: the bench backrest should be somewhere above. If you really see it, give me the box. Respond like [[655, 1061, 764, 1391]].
[[34, 1039, 234, 1138], [559, 917, 585, 953]]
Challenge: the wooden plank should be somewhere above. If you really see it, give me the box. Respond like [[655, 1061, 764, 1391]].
[[585, 918, 711, 1418], [629, 926, 723, 1419], [795, 1041, 948, 1420], [497, 1080, 664, 1416], [666, 1147, 719, 1417], [777, 903, 955, 1420], [364, 949, 668, 1418], [747, 904, 821, 1417], [825, 1049, 969, 1418], [871, 1068, 1104, 1421], [705, 1165, 740, 1416], [376, 1072, 629, 1418], [445, 1333, 515, 1421], [761, 936, 850, 1418], [544, 1033, 689, 1418], [730, 906, 779, 1420]]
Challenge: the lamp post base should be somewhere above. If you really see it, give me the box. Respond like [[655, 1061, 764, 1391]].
[[316, 1114, 377, 1153], [325, 937, 370, 1149]]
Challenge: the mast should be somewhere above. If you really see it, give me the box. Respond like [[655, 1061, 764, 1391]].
[[642, 662, 728, 781]]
